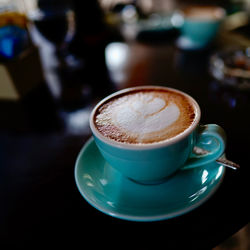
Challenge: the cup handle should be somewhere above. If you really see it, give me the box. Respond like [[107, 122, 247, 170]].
[[181, 124, 226, 170]]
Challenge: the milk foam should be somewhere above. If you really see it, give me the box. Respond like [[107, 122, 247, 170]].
[[113, 96, 180, 135], [95, 89, 195, 144]]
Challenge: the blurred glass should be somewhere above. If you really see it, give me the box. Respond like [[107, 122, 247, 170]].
[[28, 1, 74, 56]]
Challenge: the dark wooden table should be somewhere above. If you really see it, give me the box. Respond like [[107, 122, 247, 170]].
[[1, 28, 249, 249]]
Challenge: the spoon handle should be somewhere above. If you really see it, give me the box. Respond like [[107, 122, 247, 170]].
[[215, 157, 240, 170], [193, 146, 240, 170]]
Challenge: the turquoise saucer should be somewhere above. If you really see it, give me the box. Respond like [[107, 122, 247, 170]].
[[75, 137, 225, 222]]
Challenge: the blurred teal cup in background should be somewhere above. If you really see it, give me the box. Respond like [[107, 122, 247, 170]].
[[90, 86, 226, 184], [179, 5, 225, 48]]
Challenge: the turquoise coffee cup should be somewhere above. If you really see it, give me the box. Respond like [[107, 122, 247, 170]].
[[90, 86, 226, 183], [180, 6, 225, 47]]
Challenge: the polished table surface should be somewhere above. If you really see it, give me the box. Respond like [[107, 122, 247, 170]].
[[1, 30, 250, 249]]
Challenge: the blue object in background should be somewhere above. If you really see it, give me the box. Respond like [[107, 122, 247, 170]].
[[0, 25, 29, 59]]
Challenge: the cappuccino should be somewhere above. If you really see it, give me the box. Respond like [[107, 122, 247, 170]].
[[94, 88, 197, 144]]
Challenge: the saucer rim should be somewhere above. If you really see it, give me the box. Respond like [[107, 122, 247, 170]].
[[75, 137, 226, 222]]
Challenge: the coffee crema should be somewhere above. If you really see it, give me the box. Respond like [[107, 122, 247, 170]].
[[94, 88, 196, 144]]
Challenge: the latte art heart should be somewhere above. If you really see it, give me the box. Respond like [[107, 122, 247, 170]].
[[130, 95, 165, 116], [94, 89, 196, 144], [113, 98, 180, 135]]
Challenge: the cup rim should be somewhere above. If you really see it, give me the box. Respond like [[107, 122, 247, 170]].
[[89, 85, 201, 150], [181, 5, 226, 22]]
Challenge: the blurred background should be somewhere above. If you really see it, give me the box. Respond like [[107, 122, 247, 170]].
[[1, 0, 250, 126], [1, 0, 249, 142], [0, 0, 249, 248]]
